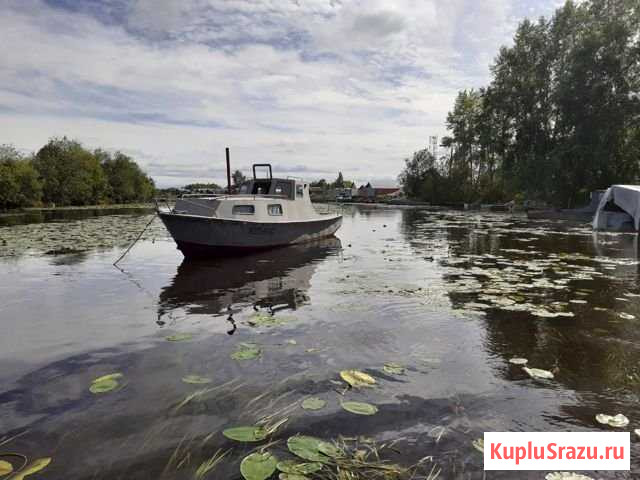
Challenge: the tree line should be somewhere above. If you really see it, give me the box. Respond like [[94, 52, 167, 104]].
[[400, 0, 640, 207], [0, 137, 155, 209]]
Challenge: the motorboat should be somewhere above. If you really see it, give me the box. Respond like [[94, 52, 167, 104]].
[[158, 163, 343, 257]]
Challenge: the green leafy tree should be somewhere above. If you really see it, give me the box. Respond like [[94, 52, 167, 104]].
[[33, 137, 107, 206], [232, 170, 246, 187], [99, 150, 155, 203], [0, 145, 42, 209]]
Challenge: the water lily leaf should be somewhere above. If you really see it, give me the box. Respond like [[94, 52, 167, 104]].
[[301, 397, 326, 411], [508, 357, 528, 365], [182, 375, 212, 384], [10, 458, 51, 480], [279, 474, 309, 480], [89, 378, 119, 394], [240, 452, 278, 480], [231, 343, 261, 361], [595, 413, 629, 428], [317, 441, 342, 458], [0, 460, 13, 476], [166, 333, 193, 342], [276, 460, 323, 474], [339, 370, 376, 388], [287, 436, 334, 462], [545, 473, 593, 480], [472, 438, 484, 453], [523, 367, 554, 380], [341, 401, 378, 415], [383, 362, 405, 375], [92, 373, 123, 383], [223, 426, 269, 442]]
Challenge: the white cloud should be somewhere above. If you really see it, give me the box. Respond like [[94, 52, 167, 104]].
[[1, 0, 563, 187]]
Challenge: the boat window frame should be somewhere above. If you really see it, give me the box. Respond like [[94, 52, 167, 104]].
[[267, 204, 283, 216], [296, 184, 304, 197], [232, 204, 255, 215]]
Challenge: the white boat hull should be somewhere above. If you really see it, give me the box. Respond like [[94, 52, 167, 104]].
[[159, 212, 342, 257]]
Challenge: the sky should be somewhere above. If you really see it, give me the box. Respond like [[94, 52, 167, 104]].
[[1, 0, 566, 188]]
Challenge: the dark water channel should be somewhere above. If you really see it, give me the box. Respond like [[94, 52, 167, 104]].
[[1, 205, 640, 479]]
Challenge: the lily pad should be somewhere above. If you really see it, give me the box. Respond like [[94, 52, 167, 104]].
[[508, 357, 528, 365], [10, 458, 52, 480], [383, 362, 405, 375], [472, 438, 484, 453], [287, 436, 337, 462], [166, 333, 193, 342], [89, 378, 119, 393], [545, 473, 593, 480], [231, 343, 261, 361], [89, 373, 122, 394], [301, 397, 326, 411], [223, 426, 269, 442], [341, 401, 378, 415], [92, 373, 123, 383], [339, 369, 376, 388], [595, 413, 629, 428], [0, 460, 13, 477], [240, 452, 278, 480], [276, 460, 323, 475], [279, 475, 309, 480], [182, 375, 212, 384], [523, 367, 554, 380]]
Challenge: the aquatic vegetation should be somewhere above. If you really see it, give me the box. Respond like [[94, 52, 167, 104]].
[[223, 426, 270, 442], [339, 370, 376, 388], [182, 375, 212, 384], [231, 343, 262, 361], [89, 372, 122, 394], [341, 401, 378, 416], [194, 449, 230, 480], [9, 458, 51, 480], [301, 397, 327, 411], [0, 460, 13, 476], [595, 413, 629, 428], [287, 436, 340, 462], [223, 418, 287, 443], [472, 438, 484, 453], [523, 367, 554, 380], [166, 333, 193, 342], [382, 362, 405, 375], [276, 460, 323, 475], [240, 452, 278, 480], [545, 473, 593, 480]]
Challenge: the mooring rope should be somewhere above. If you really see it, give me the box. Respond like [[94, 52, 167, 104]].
[[113, 213, 157, 266]]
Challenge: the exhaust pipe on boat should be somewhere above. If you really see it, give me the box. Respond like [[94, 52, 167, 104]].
[[226, 147, 231, 194]]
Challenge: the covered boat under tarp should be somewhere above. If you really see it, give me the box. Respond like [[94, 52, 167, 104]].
[[592, 185, 640, 232]]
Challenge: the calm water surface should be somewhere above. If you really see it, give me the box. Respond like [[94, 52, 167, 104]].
[[1, 205, 640, 479]]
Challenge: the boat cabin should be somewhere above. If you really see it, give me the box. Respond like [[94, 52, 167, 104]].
[[170, 163, 324, 222]]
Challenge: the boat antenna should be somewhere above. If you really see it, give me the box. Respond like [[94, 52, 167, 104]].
[[226, 147, 231, 194]]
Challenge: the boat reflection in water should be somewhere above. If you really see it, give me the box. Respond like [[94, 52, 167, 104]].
[[157, 237, 341, 327]]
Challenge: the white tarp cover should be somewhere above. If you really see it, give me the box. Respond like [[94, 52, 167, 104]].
[[593, 185, 640, 230]]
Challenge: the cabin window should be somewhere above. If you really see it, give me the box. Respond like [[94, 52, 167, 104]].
[[268, 204, 283, 216], [274, 181, 293, 198], [296, 184, 303, 197], [239, 184, 249, 194], [232, 205, 255, 215]]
